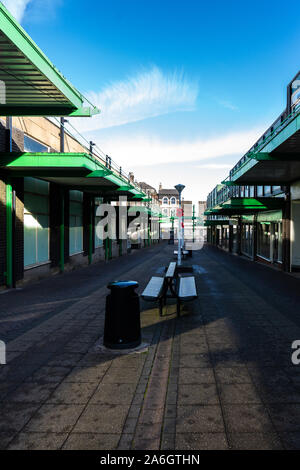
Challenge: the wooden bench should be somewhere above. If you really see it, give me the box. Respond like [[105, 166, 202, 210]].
[[165, 261, 176, 279], [174, 249, 189, 259], [176, 275, 198, 316], [141, 261, 176, 316], [142, 261, 198, 317]]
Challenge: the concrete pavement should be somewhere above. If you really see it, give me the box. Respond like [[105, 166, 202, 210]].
[[1, 243, 300, 450]]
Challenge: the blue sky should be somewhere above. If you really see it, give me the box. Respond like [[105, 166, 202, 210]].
[[2, 0, 300, 204]]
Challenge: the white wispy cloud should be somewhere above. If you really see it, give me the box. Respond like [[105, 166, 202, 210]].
[[91, 127, 264, 168], [216, 99, 239, 111], [78, 66, 198, 131], [2, 0, 32, 22]]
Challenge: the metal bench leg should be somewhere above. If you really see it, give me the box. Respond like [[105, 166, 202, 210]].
[[177, 299, 181, 317], [159, 297, 163, 317]]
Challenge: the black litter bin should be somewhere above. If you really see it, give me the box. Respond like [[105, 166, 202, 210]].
[[104, 280, 141, 349], [168, 229, 175, 245]]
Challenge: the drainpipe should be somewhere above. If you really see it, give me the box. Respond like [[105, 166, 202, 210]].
[[60, 118, 68, 152]]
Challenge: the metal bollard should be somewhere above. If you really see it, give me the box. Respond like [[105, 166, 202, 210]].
[[104, 281, 141, 349]]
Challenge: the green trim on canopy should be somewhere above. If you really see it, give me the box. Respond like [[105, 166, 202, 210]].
[[221, 197, 284, 211], [221, 180, 238, 186], [0, 151, 144, 199], [0, 3, 99, 116]]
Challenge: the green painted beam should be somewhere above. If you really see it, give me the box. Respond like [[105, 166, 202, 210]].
[[0, 105, 99, 117], [221, 197, 284, 210], [105, 173, 128, 187], [86, 169, 112, 178], [0, 152, 104, 172], [248, 152, 271, 160], [221, 180, 239, 186], [117, 185, 132, 191]]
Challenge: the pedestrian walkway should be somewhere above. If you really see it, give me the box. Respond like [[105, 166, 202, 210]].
[[1, 243, 300, 450]]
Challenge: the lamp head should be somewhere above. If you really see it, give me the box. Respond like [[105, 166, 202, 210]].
[[174, 184, 185, 194]]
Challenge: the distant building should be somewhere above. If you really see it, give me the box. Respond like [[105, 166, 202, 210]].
[[198, 200, 207, 217], [139, 181, 159, 205], [158, 185, 179, 218]]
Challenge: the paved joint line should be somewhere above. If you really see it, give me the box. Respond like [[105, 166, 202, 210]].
[[131, 319, 174, 450], [161, 317, 178, 450]]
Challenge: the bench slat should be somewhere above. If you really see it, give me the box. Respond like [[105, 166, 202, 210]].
[[178, 276, 197, 300], [165, 261, 176, 278], [141, 277, 164, 300]]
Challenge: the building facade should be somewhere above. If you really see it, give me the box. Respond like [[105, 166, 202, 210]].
[[205, 71, 300, 272], [0, 5, 153, 289]]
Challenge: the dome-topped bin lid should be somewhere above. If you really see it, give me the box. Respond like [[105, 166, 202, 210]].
[[107, 280, 139, 290]]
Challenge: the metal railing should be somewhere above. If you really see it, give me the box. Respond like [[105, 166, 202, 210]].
[[50, 117, 144, 193]]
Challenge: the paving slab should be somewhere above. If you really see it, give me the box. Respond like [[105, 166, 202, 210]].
[[1, 243, 300, 449]]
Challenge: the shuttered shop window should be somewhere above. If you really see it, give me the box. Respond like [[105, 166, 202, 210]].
[[69, 191, 83, 255], [24, 177, 49, 267]]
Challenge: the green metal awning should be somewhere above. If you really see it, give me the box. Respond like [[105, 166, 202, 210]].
[[0, 151, 142, 199], [229, 111, 300, 184], [204, 206, 223, 215], [0, 3, 99, 117], [220, 197, 284, 214], [206, 198, 284, 217]]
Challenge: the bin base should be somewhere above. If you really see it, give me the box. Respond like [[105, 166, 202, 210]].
[[103, 337, 141, 350]]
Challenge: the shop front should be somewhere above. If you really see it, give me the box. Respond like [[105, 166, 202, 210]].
[[241, 215, 254, 258], [257, 210, 282, 264]]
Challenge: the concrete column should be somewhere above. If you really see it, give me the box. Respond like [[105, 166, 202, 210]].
[[282, 188, 291, 272]]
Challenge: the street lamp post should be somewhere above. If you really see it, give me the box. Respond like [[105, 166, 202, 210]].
[[174, 184, 185, 266]]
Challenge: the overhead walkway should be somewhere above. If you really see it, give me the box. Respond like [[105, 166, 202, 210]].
[[224, 107, 300, 186], [0, 151, 146, 200]]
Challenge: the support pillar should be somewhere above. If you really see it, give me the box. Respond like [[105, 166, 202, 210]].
[[237, 216, 242, 255], [252, 214, 258, 262], [88, 202, 93, 265], [5, 181, 13, 288], [59, 189, 65, 273], [229, 225, 233, 253], [282, 187, 291, 272]]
